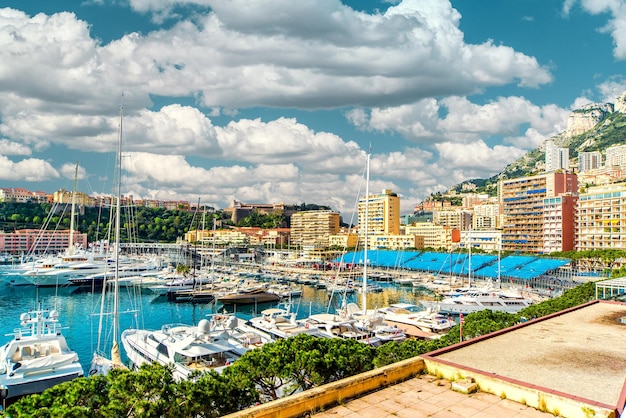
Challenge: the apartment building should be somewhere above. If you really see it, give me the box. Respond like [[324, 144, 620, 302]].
[[358, 189, 400, 245], [0, 188, 51, 203], [290, 210, 340, 249], [500, 172, 577, 253], [405, 222, 454, 251], [366, 234, 420, 250], [329, 233, 359, 249], [576, 182, 626, 250], [458, 229, 501, 252], [0, 229, 88, 254], [605, 144, 626, 168], [472, 203, 500, 230], [433, 209, 472, 231], [545, 140, 570, 172], [578, 151, 602, 173], [543, 194, 577, 253]]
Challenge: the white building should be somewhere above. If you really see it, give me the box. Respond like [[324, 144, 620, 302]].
[[578, 151, 602, 173], [545, 140, 570, 172]]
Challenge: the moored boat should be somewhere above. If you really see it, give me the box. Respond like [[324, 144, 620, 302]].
[[0, 303, 84, 401]]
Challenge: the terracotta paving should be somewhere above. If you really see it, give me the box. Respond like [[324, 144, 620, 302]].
[[314, 375, 559, 418]]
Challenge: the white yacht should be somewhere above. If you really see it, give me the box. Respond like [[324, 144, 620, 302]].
[[298, 313, 382, 347], [247, 305, 323, 340], [423, 289, 534, 315], [376, 303, 456, 334], [121, 315, 246, 381], [0, 303, 84, 401]]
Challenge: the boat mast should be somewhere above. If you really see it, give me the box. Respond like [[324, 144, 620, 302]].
[[361, 151, 370, 314], [68, 162, 79, 255], [111, 97, 124, 366]]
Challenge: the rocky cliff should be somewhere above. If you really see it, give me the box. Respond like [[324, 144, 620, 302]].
[[565, 102, 614, 138]]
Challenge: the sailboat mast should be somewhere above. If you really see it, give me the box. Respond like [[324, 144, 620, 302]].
[[362, 151, 370, 314], [68, 163, 78, 255], [112, 100, 123, 344]]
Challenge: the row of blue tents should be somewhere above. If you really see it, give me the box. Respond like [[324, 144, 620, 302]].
[[333, 250, 570, 281]]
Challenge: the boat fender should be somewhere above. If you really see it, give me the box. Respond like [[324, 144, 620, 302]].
[[305, 322, 310, 329]]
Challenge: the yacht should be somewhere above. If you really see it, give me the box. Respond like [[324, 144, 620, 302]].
[[121, 315, 244, 381], [0, 303, 84, 401], [247, 304, 323, 340], [423, 289, 534, 315], [376, 303, 456, 335], [298, 313, 382, 347]]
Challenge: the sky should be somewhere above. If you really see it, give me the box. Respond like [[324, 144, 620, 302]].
[[1, 0, 625, 220]]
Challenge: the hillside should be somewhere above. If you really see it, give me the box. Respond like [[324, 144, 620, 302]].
[[452, 91, 626, 196]]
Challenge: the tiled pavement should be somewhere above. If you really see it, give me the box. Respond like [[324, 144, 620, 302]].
[[314, 374, 559, 418]]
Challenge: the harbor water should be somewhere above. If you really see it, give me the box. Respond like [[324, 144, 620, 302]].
[[0, 273, 433, 374]]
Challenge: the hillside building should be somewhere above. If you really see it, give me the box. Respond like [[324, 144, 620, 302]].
[[0, 188, 51, 204], [433, 208, 472, 231], [500, 172, 577, 253], [605, 144, 626, 168], [578, 151, 602, 173], [545, 140, 570, 172]]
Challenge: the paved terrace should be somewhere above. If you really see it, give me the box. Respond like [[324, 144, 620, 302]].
[[315, 374, 556, 418]]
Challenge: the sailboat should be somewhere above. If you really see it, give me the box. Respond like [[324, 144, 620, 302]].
[[88, 99, 127, 376]]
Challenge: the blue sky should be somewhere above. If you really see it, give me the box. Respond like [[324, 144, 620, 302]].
[[0, 0, 625, 218]]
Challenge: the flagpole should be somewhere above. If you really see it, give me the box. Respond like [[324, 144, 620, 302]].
[[459, 312, 464, 341]]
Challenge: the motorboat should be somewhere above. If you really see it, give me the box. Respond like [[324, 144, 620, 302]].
[[423, 289, 534, 315], [247, 304, 323, 340], [0, 303, 84, 401], [121, 316, 243, 381], [216, 287, 281, 305], [337, 302, 407, 343], [298, 313, 382, 347], [376, 303, 456, 334]]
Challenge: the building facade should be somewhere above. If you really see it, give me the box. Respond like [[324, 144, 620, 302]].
[[578, 151, 602, 173], [0, 229, 88, 254], [500, 172, 577, 253], [358, 189, 400, 246], [405, 222, 453, 251], [290, 210, 340, 249], [544, 140, 570, 172], [576, 182, 626, 250], [543, 194, 577, 253]]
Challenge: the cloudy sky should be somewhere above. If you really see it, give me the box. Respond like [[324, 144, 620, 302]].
[[1, 0, 625, 218]]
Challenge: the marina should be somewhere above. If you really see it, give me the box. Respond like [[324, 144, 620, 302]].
[[0, 266, 446, 375]]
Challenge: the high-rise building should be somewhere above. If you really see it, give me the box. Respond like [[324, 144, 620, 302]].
[[576, 182, 626, 250], [543, 194, 577, 253], [544, 140, 570, 172], [357, 189, 400, 244], [578, 151, 602, 173], [605, 144, 626, 168], [290, 210, 340, 248], [500, 172, 577, 253]]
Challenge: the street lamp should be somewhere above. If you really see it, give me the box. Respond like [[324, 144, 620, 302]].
[[0, 384, 8, 411]]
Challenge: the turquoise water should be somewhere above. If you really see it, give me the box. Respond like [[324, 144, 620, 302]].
[[0, 274, 429, 374]]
